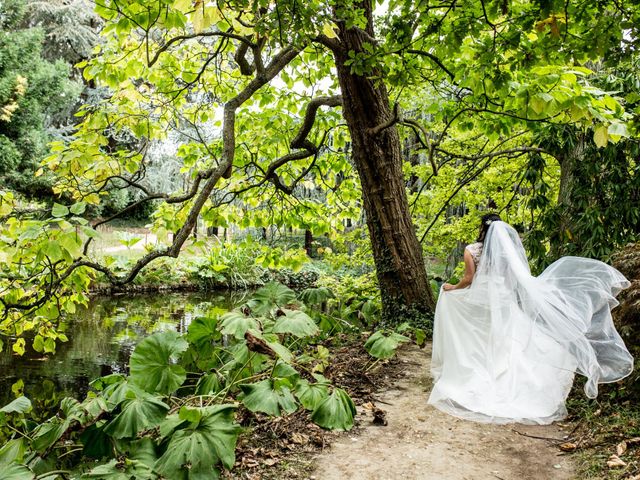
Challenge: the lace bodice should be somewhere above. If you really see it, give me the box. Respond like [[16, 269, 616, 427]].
[[466, 242, 483, 267]]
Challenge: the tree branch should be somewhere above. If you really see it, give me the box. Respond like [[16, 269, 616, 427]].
[[406, 49, 455, 80], [148, 30, 255, 67], [2, 45, 303, 316], [367, 102, 400, 135]]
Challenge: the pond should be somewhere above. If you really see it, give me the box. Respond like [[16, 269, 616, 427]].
[[0, 290, 251, 412]]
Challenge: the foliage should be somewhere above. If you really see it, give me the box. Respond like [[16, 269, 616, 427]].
[[24, 0, 102, 65], [364, 330, 410, 360], [1, 0, 639, 368], [563, 242, 640, 479], [0, 285, 361, 478], [0, 0, 82, 197]]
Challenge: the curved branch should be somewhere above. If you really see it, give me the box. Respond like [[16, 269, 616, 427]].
[[2, 45, 303, 316], [148, 30, 255, 67], [406, 49, 455, 80], [367, 102, 400, 136], [313, 34, 342, 53]]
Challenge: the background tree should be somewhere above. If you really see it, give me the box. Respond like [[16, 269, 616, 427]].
[[0, 0, 82, 197], [1, 0, 638, 345]]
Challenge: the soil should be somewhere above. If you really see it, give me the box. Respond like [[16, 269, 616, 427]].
[[227, 340, 578, 480], [311, 343, 576, 480]]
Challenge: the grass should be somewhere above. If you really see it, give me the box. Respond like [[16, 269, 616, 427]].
[[566, 368, 640, 479]]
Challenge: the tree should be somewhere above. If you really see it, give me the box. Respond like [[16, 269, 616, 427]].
[[0, 0, 82, 197], [1, 0, 638, 344]]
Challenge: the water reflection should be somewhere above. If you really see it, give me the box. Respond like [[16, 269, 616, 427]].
[[0, 290, 251, 409]]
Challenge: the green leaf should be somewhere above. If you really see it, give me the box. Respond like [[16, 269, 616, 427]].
[[70, 202, 87, 215], [239, 379, 298, 416], [179, 406, 202, 424], [130, 331, 188, 394], [311, 388, 356, 431], [248, 282, 296, 315], [154, 405, 240, 479], [272, 309, 319, 338], [219, 311, 260, 340], [80, 422, 112, 459], [272, 361, 300, 382], [116, 437, 158, 469], [1, 463, 34, 480], [608, 122, 629, 139], [299, 287, 335, 305], [295, 379, 329, 410], [103, 394, 169, 439], [12, 339, 25, 356], [364, 331, 410, 359], [51, 203, 69, 217], [593, 124, 609, 148], [186, 316, 221, 347], [1, 396, 31, 414], [195, 373, 223, 395], [0, 439, 27, 465], [32, 421, 68, 452], [159, 413, 186, 439], [81, 459, 156, 479]]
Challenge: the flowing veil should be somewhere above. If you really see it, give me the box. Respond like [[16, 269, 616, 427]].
[[429, 221, 633, 424]]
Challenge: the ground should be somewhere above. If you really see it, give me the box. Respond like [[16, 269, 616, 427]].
[[310, 344, 576, 480]]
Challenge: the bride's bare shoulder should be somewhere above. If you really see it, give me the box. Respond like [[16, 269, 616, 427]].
[[465, 242, 483, 252]]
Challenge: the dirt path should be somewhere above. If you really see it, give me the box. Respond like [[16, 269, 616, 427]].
[[311, 344, 576, 480]]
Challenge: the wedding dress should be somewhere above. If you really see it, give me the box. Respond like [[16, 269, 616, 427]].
[[428, 221, 633, 424]]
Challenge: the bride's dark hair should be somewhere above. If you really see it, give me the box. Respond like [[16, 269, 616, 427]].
[[477, 213, 502, 242]]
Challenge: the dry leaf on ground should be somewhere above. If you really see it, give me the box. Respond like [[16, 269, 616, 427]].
[[559, 442, 577, 452], [617, 441, 628, 456], [607, 454, 627, 468]]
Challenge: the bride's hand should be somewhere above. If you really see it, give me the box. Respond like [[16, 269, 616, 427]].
[[442, 283, 456, 291]]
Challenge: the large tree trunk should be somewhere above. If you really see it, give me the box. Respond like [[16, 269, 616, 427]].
[[552, 132, 587, 257], [331, 1, 436, 323]]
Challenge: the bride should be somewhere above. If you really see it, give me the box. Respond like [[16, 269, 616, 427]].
[[428, 214, 634, 424]]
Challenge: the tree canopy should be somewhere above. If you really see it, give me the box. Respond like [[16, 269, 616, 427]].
[[1, 0, 638, 348]]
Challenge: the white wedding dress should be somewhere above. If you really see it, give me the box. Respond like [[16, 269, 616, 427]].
[[428, 221, 633, 424]]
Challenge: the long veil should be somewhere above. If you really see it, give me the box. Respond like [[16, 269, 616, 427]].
[[429, 221, 633, 424], [479, 221, 633, 396]]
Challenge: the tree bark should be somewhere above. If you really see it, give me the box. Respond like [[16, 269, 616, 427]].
[[553, 132, 587, 257], [304, 229, 313, 257], [331, 0, 436, 323]]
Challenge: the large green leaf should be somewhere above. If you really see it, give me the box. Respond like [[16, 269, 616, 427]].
[[239, 379, 298, 416], [31, 421, 68, 453], [103, 393, 169, 439], [272, 309, 319, 338], [248, 282, 296, 315], [299, 287, 335, 306], [0, 396, 31, 414], [186, 316, 221, 347], [80, 421, 112, 459], [311, 388, 356, 431], [93, 375, 131, 411], [364, 330, 410, 360], [0, 439, 27, 465], [130, 330, 188, 394], [295, 378, 329, 411], [195, 372, 223, 395], [1, 463, 34, 480], [81, 459, 156, 479], [51, 203, 69, 218], [115, 437, 158, 469], [250, 332, 293, 362], [219, 311, 260, 340], [154, 405, 240, 480]]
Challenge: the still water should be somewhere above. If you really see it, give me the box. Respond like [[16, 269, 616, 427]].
[[0, 290, 251, 410]]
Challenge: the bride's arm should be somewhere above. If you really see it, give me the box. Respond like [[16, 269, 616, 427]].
[[443, 249, 477, 291]]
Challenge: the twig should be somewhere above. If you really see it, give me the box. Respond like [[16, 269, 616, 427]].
[[512, 429, 565, 443]]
